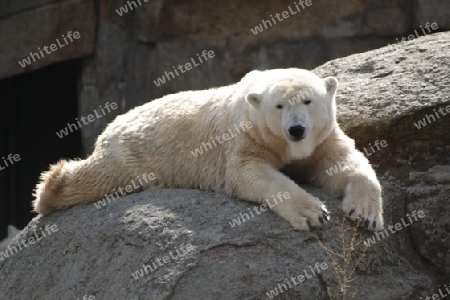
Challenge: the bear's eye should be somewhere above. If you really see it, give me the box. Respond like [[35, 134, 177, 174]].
[[303, 100, 311, 105], [276, 104, 283, 109]]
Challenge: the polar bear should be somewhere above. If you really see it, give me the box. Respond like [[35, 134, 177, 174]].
[[33, 68, 383, 231]]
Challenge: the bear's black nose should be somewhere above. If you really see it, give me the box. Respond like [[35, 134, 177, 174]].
[[288, 125, 306, 140]]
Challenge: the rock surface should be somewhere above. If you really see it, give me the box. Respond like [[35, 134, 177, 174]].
[[0, 32, 449, 300], [0, 0, 96, 78], [0, 188, 436, 300]]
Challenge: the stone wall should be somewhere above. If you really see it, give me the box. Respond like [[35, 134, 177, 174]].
[[0, 0, 449, 152], [0, 0, 96, 78]]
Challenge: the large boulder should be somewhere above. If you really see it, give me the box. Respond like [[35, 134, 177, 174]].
[[0, 32, 449, 300]]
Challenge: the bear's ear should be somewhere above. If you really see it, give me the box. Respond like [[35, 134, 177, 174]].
[[324, 77, 339, 95], [245, 92, 261, 107]]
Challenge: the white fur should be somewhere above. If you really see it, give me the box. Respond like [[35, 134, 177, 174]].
[[33, 68, 383, 231]]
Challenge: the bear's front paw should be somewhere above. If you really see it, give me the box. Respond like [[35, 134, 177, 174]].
[[341, 195, 384, 231], [287, 197, 330, 231]]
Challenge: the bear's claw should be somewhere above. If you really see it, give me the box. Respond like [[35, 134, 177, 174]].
[[286, 198, 330, 230], [322, 211, 330, 221], [348, 207, 355, 216], [306, 219, 312, 231], [342, 198, 383, 231], [364, 219, 370, 228]]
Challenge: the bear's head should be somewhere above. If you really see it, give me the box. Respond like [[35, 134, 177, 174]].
[[242, 68, 338, 160]]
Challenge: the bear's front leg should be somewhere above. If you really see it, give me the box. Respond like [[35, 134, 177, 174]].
[[341, 170, 383, 230], [307, 128, 384, 231], [225, 158, 329, 231]]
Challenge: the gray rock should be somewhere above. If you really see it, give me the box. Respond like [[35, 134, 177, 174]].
[[0, 0, 62, 19], [1, 32, 449, 300], [0, 0, 96, 79], [314, 32, 450, 141], [407, 165, 450, 276], [135, 0, 410, 41], [0, 188, 433, 300], [414, 0, 450, 30]]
